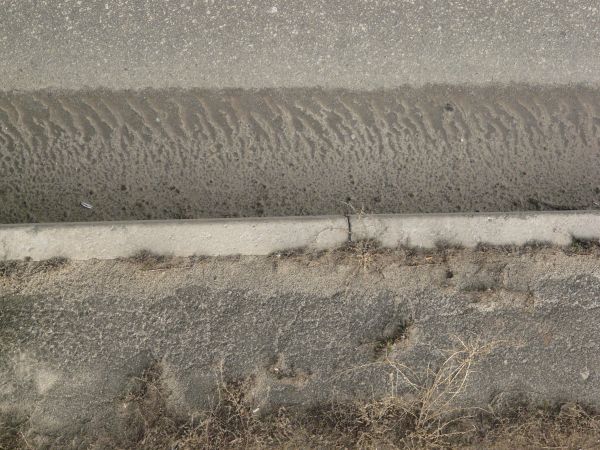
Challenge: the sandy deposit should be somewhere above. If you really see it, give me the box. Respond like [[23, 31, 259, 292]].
[[1, 86, 600, 223]]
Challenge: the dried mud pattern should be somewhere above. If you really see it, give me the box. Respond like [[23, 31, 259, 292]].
[[1, 86, 600, 223]]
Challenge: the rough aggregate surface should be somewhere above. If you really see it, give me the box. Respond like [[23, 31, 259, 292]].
[[1, 0, 600, 89], [2, 247, 600, 446]]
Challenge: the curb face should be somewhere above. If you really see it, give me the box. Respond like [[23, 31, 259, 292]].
[[0, 217, 348, 261], [3, 211, 600, 261], [350, 211, 600, 248]]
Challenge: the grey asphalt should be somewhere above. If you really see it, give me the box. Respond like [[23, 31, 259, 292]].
[[1, 0, 599, 90], [2, 2, 600, 223]]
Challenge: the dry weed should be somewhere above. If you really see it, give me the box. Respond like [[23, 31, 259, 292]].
[[104, 338, 499, 449], [6, 344, 600, 449], [0, 257, 68, 279], [5, 340, 600, 449], [124, 250, 195, 271]]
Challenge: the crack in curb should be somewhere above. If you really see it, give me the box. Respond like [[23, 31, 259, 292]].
[[346, 215, 352, 243]]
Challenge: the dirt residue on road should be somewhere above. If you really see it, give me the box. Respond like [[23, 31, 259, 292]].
[[2, 86, 600, 223]]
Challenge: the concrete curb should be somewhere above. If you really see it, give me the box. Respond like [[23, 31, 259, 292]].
[[350, 211, 600, 249], [0, 217, 348, 261], [2, 211, 600, 261]]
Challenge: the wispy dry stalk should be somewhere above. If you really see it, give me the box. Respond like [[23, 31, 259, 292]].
[[8, 337, 600, 449], [376, 337, 499, 448]]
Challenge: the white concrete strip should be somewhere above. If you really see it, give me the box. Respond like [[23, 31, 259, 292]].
[[0, 217, 349, 261], [3, 211, 600, 261], [350, 211, 600, 248]]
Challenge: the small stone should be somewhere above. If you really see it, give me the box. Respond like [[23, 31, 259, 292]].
[[580, 368, 590, 381]]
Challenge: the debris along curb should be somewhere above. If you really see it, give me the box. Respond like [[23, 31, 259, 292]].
[[350, 210, 600, 249], [2, 211, 600, 261], [0, 217, 348, 261]]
